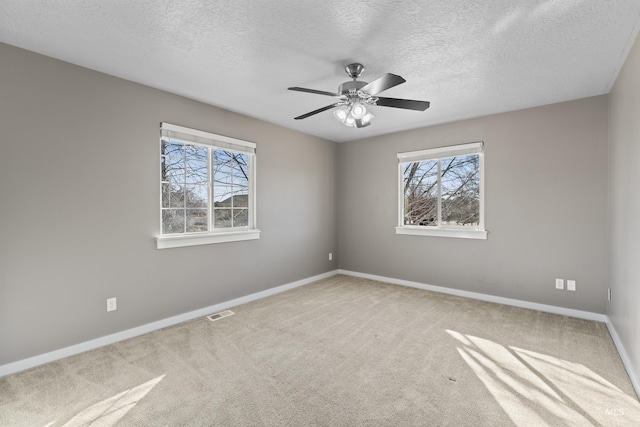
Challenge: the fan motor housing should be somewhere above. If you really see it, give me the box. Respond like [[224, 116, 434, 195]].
[[339, 80, 367, 94]]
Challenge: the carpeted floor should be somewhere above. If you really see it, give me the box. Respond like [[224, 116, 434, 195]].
[[1, 274, 639, 426]]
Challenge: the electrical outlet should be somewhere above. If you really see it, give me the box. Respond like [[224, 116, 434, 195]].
[[567, 280, 576, 291], [107, 297, 117, 312], [329, 253, 333, 261], [555, 279, 564, 290], [608, 288, 611, 301]]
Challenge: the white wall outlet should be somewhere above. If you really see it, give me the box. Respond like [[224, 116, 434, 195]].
[[555, 279, 564, 290], [106, 297, 117, 312], [329, 253, 333, 261], [567, 280, 576, 291], [608, 288, 611, 301]]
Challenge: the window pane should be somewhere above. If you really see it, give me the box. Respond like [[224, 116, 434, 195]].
[[161, 140, 184, 157], [186, 209, 208, 232], [231, 187, 249, 207], [214, 150, 248, 186], [403, 160, 438, 226], [161, 157, 168, 182], [213, 163, 234, 185], [214, 150, 232, 185], [162, 183, 171, 208], [162, 209, 185, 234], [214, 208, 232, 228], [231, 153, 249, 187], [213, 185, 232, 206], [232, 172, 248, 189], [164, 157, 185, 184], [214, 149, 232, 163], [185, 185, 208, 208], [184, 144, 207, 160], [233, 208, 248, 227], [441, 155, 480, 226], [185, 159, 208, 184], [169, 185, 185, 208]]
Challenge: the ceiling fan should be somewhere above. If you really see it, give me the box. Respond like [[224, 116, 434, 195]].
[[288, 63, 430, 128]]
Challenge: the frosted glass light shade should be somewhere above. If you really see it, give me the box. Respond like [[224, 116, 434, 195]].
[[351, 103, 366, 119]]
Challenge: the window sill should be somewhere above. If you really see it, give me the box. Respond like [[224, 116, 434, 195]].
[[395, 226, 487, 240], [156, 229, 261, 249]]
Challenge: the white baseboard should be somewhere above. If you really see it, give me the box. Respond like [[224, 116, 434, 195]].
[[339, 269, 607, 322], [5, 267, 638, 401], [0, 270, 339, 378], [605, 318, 640, 398]]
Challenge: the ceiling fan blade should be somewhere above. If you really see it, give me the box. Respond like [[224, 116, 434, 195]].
[[288, 87, 341, 97], [294, 104, 339, 120], [375, 97, 430, 111], [360, 73, 406, 95]]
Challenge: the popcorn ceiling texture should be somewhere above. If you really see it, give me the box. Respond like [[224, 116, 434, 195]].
[[1, 0, 639, 142]]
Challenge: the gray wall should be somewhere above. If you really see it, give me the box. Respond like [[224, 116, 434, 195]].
[[0, 38, 626, 369], [337, 96, 609, 314], [608, 35, 640, 381], [0, 43, 338, 365]]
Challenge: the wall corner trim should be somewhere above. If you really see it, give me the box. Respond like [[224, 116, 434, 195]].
[[605, 317, 640, 398], [0, 270, 339, 378]]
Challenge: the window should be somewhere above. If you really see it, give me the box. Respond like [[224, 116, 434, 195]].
[[396, 142, 486, 239], [157, 123, 259, 249]]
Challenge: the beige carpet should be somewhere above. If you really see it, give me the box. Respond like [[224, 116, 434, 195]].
[[1, 275, 639, 426]]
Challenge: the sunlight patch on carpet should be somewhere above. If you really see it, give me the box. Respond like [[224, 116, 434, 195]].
[[43, 375, 165, 427], [447, 330, 640, 426]]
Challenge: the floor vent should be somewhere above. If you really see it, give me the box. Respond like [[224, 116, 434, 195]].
[[207, 310, 234, 322]]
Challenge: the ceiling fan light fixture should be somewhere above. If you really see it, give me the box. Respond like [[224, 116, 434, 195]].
[[350, 102, 366, 119], [344, 115, 356, 127], [354, 112, 374, 128], [334, 107, 349, 122]]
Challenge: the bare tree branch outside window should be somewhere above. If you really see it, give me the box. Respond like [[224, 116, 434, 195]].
[[160, 139, 250, 234], [403, 154, 479, 227], [213, 150, 249, 228]]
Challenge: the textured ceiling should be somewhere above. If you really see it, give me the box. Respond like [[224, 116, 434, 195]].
[[1, 1, 640, 142]]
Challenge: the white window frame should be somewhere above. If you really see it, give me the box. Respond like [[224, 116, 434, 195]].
[[396, 141, 487, 240], [156, 123, 260, 249]]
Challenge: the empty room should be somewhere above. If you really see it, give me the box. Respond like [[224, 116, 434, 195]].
[[2, 1, 640, 425]]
